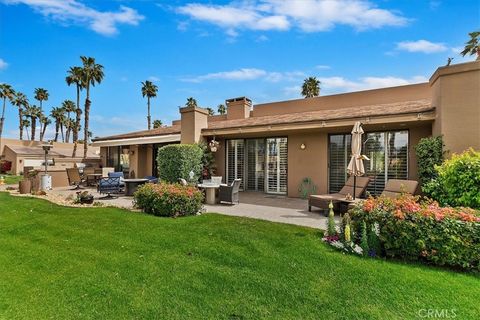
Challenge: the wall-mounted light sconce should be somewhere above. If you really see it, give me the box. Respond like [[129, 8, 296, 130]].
[[300, 143, 306, 150], [130, 150, 135, 156], [321, 121, 326, 127], [417, 113, 423, 120]]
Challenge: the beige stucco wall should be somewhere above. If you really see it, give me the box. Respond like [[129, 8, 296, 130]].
[[430, 61, 480, 154], [253, 83, 431, 117]]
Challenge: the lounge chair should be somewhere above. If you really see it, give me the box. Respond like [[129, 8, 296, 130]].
[[381, 179, 418, 198], [97, 177, 122, 199], [308, 176, 370, 213], [66, 168, 85, 190], [219, 179, 242, 204]]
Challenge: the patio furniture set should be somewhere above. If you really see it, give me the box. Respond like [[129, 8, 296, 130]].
[[197, 176, 242, 205], [308, 177, 418, 215]]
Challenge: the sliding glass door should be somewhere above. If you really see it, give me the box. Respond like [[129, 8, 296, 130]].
[[226, 137, 287, 194], [266, 138, 288, 194], [328, 130, 408, 196]]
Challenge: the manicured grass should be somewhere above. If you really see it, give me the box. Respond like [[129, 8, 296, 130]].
[[1, 174, 22, 185], [0, 192, 478, 319]]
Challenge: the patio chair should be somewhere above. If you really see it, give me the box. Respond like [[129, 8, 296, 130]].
[[97, 177, 122, 199], [219, 179, 242, 204], [308, 176, 370, 213], [66, 168, 85, 190], [108, 172, 125, 188], [145, 176, 158, 184], [381, 179, 418, 198], [83, 167, 95, 186]]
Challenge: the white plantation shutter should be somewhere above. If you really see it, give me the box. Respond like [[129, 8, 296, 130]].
[[266, 138, 288, 194], [328, 134, 351, 193], [226, 139, 244, 188], [246, 139, 265, 191]]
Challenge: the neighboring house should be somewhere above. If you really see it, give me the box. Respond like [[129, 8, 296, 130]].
[[92, 61, 480, 198], [0, 138, 100, 175]]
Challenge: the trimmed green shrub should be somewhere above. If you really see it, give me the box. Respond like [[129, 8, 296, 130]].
[[134, 182, 204, 217], [157, 144, 203, 183], [414, 136, 444, 187], [423, 148, 480, 208], [350, 194, 480, 271]]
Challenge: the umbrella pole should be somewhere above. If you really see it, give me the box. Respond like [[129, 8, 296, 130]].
[[353, 174, 356, 200]]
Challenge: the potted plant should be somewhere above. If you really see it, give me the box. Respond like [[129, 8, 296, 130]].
[[19, 169, 38, 194], [76, 191, 94, 204]]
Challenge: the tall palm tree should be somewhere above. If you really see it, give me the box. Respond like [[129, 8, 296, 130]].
[[141, 80, 158, 130], [301, 77, 321, 98], [50, 107, 65, 142], [25, 105, 41, 141], [186, 97, 198, 108], [80, 56, 104, 159], [22, 118, 30, 140], [12, 91, 29, 140], [153, 119, 163, 128], [0, 83, 16, 144], [206, 107, 215, 116], [34, 88, 49, 111], [62, 100, 76, 142], [461, 31, 480, 60], [66, 66, 84, 156], [217, 104, 226, 115], [39, 113, 51, 142]]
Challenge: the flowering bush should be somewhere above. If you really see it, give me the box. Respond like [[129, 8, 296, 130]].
[[350, 194, 480, 271], [134, 182, 204, 217]]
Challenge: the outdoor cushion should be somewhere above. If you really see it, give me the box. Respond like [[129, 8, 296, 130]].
[[381, 179, 418, 198], [108, 172, 125, 186]]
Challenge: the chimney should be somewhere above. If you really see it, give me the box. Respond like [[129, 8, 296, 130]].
[[226, 97, 252, 120], [179, 106, 209, 144]]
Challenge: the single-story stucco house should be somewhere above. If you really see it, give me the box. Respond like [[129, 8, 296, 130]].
[[92, 61, 480, 198]]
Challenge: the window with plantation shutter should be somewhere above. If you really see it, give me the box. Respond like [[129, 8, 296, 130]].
[[329, 130, 408, 196], [246, 139, 265, 191], [226, 139, 244, 188], [266, 137, 287, 194]]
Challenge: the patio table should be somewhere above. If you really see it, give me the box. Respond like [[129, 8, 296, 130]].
[[124, 178, 149, 196], [86, 173, 102, 186], [197, 182, 220, 205]]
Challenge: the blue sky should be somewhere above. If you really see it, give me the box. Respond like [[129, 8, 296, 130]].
[[0, 0, 478, 138]]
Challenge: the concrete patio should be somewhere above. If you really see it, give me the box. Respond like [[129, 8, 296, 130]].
[[4, 185, 331, 229]]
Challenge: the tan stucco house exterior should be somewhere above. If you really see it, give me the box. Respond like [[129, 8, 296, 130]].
[[92, 61, 480, 198]]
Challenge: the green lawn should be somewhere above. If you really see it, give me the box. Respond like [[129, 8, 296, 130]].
[[1, 174, 22, 185], [0, 192, 478, 319]]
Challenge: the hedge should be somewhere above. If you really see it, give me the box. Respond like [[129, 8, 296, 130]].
[[157, 144, 203, 183], [133, 182, 203, 217], [350, 194, 480, 271]]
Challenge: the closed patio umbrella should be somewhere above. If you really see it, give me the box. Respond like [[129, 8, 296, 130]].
[[347, 122, 367, 199]]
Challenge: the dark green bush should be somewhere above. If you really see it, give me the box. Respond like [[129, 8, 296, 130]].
[[414, 136, 444, 187], [157, 144, 203, 183], [350, 194, 480, 271], [423, 148, 480, 208], [134, 182, 203, 217]]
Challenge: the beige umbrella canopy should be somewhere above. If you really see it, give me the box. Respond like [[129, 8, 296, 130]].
[[347, 121, 368, 199]]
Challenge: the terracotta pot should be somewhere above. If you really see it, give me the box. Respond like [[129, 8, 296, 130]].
[[19, 180, 32, 194]]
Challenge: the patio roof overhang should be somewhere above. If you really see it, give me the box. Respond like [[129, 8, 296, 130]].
[[91, 133, 181, 147], [201, 110, 436, 137]]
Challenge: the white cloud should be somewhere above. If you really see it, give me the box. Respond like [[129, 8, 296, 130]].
[[319, 75, 428, 93], [3, 0, 144, 36], [315, 65, 331, 70], [0, 58, 8, 70], [177, 0, 407, 35], [396, 40, 448, 54], [182, 68, 305, 83]]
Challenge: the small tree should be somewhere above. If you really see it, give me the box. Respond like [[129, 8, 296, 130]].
[[414, 136, 444, 186], [217, 104, 226, 115], [461, 31, 480, 60], [157, 144, 203, 183], [153, 119, 163, 128], [301, 77, 321, 98]]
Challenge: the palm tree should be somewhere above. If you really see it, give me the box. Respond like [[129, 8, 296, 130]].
[[12, 92, 29, 140], [217, 104, 226, 115], [22, 118, 30, 140], [461, 31, 480, 60], [153, 119, 163, 128], [80, 56, 104, 159], [39, 113, 51, 142], [34, 88, 49, 111], [301, 77, 321, 98], [62, 100, 76, 142], [25, 105, 41, 140], [141, 80, 158, 130], [206, 107, 215, 116], [186, 97, 198, 108], [0, 83, 15, 144], [50, 107, 65, 142], [66, 66, 84, 156]]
